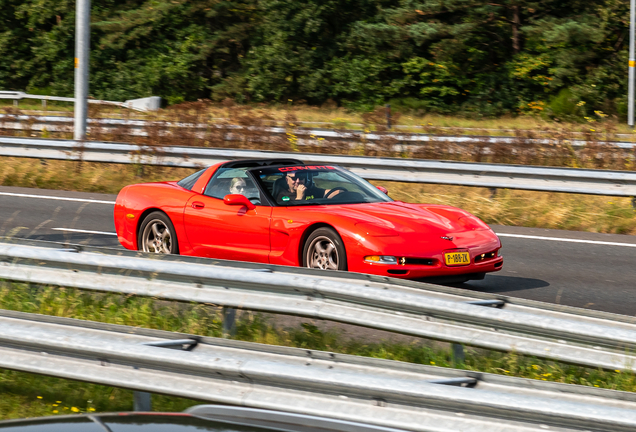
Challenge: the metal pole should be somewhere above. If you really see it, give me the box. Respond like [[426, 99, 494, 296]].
[[222, 307, 237, 338], [452, 343, 465, 365], [74, 0, 90, 140], [629, 0, 635, 127], [133, 391, 152, 411], [385, 104, 392, 130]]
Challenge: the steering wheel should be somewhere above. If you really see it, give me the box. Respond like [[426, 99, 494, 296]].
[[325, 187, 348, 199]]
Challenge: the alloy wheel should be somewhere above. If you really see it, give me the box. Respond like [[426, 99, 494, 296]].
[[306, 235, 339, 270], [141, 219, 173, 254]]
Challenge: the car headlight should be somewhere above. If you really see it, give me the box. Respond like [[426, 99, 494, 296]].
[[364, 255, 398, 265]]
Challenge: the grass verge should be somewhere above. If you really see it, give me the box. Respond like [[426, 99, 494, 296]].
[[0, 281, 634, 420], [1, 157, 634, 235]]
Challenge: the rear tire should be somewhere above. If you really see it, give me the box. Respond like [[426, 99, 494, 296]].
[[138, 211, 179, 254], [302, 227, 347, 271]]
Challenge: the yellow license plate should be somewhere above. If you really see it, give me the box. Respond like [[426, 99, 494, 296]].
[[444, 251, 470, 266]]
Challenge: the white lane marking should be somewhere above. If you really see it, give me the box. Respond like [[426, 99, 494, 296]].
[[496, 233, 636, 248], [52, 228, 117, 236], [0, 191, 115, 205]]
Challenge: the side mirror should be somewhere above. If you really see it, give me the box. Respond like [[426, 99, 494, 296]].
[[376, 186, 389, 195], [223, 194, 256, 210]]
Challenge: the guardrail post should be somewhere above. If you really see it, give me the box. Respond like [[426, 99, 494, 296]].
[[385, 104, 392, 130], [222, 307, 237, 338], [133, 391, 152, 411], [452, 343, 465, 365]]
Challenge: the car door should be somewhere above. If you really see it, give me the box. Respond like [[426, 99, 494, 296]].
[[183, 169, 272, 263]]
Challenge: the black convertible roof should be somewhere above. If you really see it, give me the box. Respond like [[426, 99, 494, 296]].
[[221, 158, 303, 169]]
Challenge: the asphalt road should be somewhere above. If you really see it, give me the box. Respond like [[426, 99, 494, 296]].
[[1, 185, 635, 316]]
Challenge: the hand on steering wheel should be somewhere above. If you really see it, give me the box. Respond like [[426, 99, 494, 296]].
[[326, 187, 348, 199]]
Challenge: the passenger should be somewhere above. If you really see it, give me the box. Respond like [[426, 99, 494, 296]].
[[276, 171, 341, 202], [229, 177, 247, 195]]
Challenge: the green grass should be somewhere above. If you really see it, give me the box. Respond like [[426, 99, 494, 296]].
[[0, 372, 199, 420], [0, 280, 635, 420]]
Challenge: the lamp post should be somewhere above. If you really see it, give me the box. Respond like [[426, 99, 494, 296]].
[[74, 0, 90, 140], [629, 0, 635, 127]]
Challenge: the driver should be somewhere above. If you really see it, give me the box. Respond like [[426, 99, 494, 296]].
[[276, 171, 341, 202]]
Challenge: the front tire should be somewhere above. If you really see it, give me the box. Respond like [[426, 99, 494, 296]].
[[303, 227, 347, 271], [138, 211, 179, 254]]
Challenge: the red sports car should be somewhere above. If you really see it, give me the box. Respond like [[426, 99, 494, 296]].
[[114, 158, 503, 282]]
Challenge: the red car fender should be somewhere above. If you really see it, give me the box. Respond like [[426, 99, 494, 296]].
[[114, 185, 133, 249], [114, 182, 196, 254], [269, 207, 384, 268]]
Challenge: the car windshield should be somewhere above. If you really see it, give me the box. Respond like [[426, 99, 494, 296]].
[[252, 165, 392, 206]]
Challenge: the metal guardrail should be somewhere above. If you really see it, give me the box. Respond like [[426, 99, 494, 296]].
[[0, 91, 161, 112], [0, 111, 636, 148], [3, 309, 636, 431], [1, 112, 636, 149], [2, 241, 636, 375], [10, 236, 636, 325], [3, 109, 636, 139], [0, 135, 635, 197]]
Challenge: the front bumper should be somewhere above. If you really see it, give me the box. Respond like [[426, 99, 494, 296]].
[[353, 254, 503, 280]]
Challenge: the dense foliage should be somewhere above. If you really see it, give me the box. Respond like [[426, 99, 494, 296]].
[[0, 0, 631, 116]]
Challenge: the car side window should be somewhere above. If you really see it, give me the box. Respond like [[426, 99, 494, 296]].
[[177, 168, 206, 190], [203, 168, 262, 204]]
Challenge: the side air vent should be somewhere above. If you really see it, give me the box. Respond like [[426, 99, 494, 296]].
[[387, 269, 408, 275], [401, 258, 435, 266]]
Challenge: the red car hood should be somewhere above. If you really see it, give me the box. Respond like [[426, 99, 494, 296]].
[[318, 201, 497, 249]]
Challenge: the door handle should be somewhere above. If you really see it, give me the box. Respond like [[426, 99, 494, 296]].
[[191, 202, 205, 209]]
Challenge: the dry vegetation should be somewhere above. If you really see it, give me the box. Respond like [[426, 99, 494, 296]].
[[1, 156, 634, 234], [0, 157, 193, 193], [1, 101, 636, 171], [4, 98, 636, 134]]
